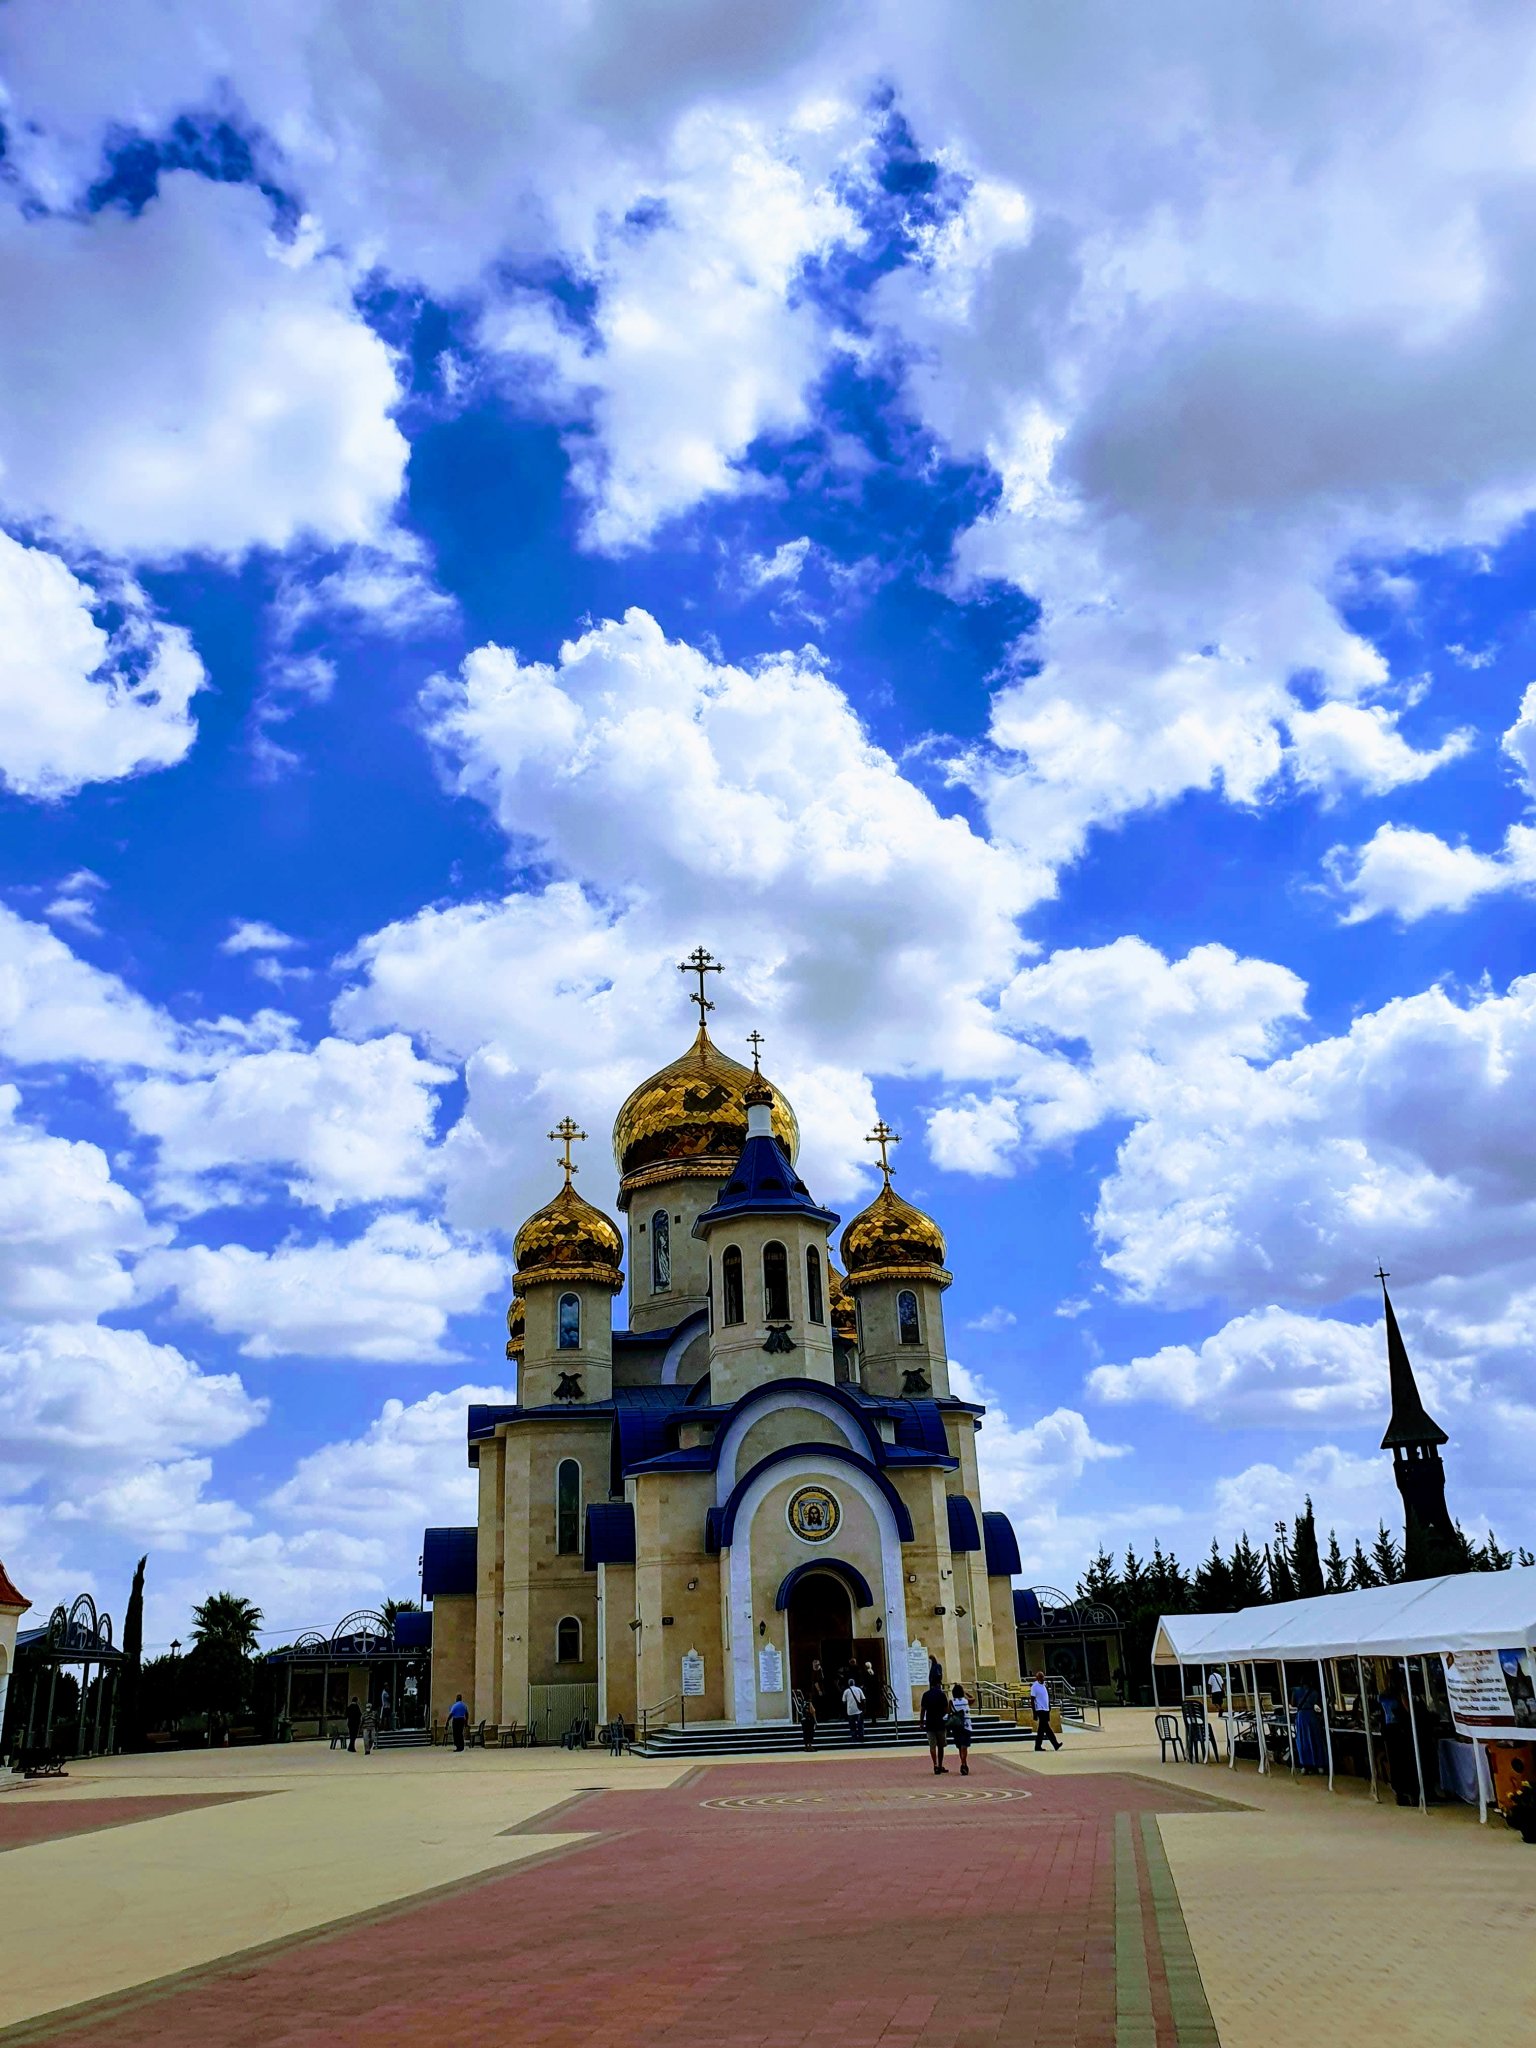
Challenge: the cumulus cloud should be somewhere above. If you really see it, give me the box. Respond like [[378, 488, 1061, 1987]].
[[0, 1086, 166, 1321], [221, 921, 302, 956], [118, 1032, 453, 1214], [1326, 821, 1536, 924], [1212, 1445, 1399, 1553], [0, 904, 180, 1070], [0, 530, 203, 797], [137, 1214, 504, 1361], [267, 1381, 511, 1532], [1087, 1305, 1398, 1429], [0, 175, 406, 560]]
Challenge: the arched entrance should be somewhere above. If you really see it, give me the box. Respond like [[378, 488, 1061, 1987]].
[[786, 1569, 854, 1715]]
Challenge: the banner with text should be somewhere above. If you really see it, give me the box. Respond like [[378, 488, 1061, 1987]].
[[1441, 1647, 1536, 1737]]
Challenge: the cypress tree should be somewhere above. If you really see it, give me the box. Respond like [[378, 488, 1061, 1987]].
[[1293, 1497, 1325, 1599], [1323, 1530, 1349, 1592], [119, 1555, 147, 1753]]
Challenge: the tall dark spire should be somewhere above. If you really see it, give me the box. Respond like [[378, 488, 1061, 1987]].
[[1375, 1269, 1457, 1564], [1377, 1271, 1448, 1451]]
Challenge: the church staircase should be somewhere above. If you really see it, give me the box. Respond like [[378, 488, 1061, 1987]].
[[627, 1713, 1050, 1760], [372, 1726, 432, 1750]]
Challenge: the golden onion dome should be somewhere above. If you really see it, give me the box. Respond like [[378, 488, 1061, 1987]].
[[840, 1180, 951, 1289], [504, 1289, 525, 1361], [829, 1264, 858, 1345], [513, 1180, 624, 1292], [612, 1025, 798, 1207]]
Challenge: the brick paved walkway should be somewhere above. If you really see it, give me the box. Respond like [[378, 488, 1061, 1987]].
[[0, 1792, 259, 1853], [12, 1756, 1227, 2048]]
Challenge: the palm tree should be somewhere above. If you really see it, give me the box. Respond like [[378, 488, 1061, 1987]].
[[381, 1597, 420, 1631], [190, 1592, 263, 1655]]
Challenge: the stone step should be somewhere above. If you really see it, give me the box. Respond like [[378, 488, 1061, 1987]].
[[628, 1715, 1049, 1759], [373, 1728, 432, 1749]]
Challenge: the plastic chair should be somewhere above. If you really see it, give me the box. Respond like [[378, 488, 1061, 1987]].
[[1155, 1712, 1186, 1763]]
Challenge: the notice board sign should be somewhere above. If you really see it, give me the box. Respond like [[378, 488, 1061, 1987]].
[[681, 1649, 705, 1697], [757, 1643, 784, 1694], [1441, 1647, 1536, 1736]]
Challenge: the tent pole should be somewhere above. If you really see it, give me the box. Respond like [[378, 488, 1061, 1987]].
[[1475, 1738, 1488, 1825], [1225, 1662, 1235, 1769], [1358, 1655, 1378, 1802], [1279, 1657, 1295, 1776], [1251, 1663, 1268, 1775], [1402, 1657, 1427, 1815], [1319, 1658, 1335, 1792]]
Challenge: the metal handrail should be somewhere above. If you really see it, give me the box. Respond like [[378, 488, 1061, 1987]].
[[635, 1692, 685, 1746]]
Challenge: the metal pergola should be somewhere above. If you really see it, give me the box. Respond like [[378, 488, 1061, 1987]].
[[264, 1610, 429, 1732], [8, 1595, 123, 1760], [1016, 1584, 1124, 1698]]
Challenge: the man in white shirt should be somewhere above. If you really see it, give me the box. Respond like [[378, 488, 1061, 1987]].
[[842, 1675, 866, 1744], [1031, 1673, 1061, 1752]]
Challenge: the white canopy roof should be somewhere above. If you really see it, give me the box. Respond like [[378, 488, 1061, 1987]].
[[1152, 1565, 1536, 1666]]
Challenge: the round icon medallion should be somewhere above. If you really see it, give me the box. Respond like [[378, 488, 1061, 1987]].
[[786, 1484, 840, 1542]]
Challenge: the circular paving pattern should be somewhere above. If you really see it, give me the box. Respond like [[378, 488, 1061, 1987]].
[[700, 1786, 1033, 1809]]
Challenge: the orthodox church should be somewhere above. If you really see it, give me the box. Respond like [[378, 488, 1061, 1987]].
[[422, 952, 1023, 1733]]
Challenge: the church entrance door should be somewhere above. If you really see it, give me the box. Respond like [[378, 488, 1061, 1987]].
[[786, 1571, 854, 1715]]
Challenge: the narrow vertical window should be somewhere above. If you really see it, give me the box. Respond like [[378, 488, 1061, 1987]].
[[651, 1208, 670, 1292], [708, 1256, 715, 1331], [556, 1616, 582, 1663], [763, 1241, 790, 1321], [558, 1292, 581, 1350], [898, 1289, 921, 1345], [806, 1246, 824, 1323], [722, 1245, 744, 1325], [556, 1459, 581, 1555]]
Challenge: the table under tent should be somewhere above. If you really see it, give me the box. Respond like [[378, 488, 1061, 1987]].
[[1152, 1566, 1536, 1824]]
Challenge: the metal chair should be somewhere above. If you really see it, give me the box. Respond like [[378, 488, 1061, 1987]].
[[1155, 1712, 1186, 1763]]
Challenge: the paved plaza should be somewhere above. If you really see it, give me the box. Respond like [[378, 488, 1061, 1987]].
[[1, 1712, 1531, 2047]]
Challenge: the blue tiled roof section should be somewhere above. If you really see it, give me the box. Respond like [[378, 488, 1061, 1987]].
[[626, 1445, 713, 1474], [585, 1502, 636, 1570], [693, 1131, 839, 1230], [394, 1609, 432, 1649], [467, 1403, 519, 1441], [946, 1494, 982, 1553], [983, 1511, 1023, 1579], [886, 1399, 952, 1459], [1014, 1587, 1044, 1628], [422, 1526, 477, 1600], [613, 1384, 693, 1409]]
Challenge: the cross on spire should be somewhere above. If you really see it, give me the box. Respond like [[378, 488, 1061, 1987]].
[[677, 945, 722, 1026], [548, 1117, 586, 1184], [746, 1029, 765, 1074], [1374, 1264, 1390, 1284], [866, 1118, 900, 1182]]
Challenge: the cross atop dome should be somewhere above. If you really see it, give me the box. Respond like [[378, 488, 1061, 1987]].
[[677, 945, 722, 1026], [548, 1116, 586, 1185], [747, 1029, 765, 1074], [866, 1118, 900, 1184]]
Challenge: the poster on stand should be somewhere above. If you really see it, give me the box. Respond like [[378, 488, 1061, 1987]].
[[1440, 1647, 1536, 1736]]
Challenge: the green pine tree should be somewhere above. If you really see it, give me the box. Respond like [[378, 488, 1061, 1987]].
[[1293, 1497, 1325, 1598], [1348, 1539, 1379, 1589], [1323, 1530, 1349, 1593], [1371, 1522, 1404, 1585], [1268, 1524, 1297, 1602]]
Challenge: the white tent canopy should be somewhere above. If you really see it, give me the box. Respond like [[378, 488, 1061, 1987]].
[[1153, 1565, 1536, 1668]]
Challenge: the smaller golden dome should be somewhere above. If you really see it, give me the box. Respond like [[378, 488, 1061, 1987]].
[[504, 1290, 525, 1361], [840, 1180, 951, 1288], [829, 1264, 858, 1345], [513, 1180, 624, 1293]]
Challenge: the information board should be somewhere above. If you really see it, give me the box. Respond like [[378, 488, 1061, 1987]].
[[757, 1643, 784, 1694], [1441, 1646, 1536, 1737], [681, 1648, 705, 1697]]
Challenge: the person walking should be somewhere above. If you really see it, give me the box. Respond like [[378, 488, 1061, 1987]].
[[949, 1683, 974, 1775], [447, 1692, 470, 1753], [920, 1673, 951, 1773], [842, 1673, 866, 1744], [380, 1684, 393, 1732], [800, 1694, 817, 1750], [345, 1695, 362, 1753], [1031, 1672, 1061, 1752], [861, 1658, 880, 1728], [361, 1700, 378, 1755], [1380, 1676, 1419, 1806]]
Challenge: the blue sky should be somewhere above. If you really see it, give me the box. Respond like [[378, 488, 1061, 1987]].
[[2, 3, 1534, 1650]]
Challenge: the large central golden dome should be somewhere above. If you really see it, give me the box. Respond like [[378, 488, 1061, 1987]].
[[612, 1025, 798, 1208], [840, 1180, 951, 1288]]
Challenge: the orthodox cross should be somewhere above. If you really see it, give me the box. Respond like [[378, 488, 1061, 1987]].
[[549, 1117, 586, 1184], [866, 1119, 900, 1183], [746, 1029, 765, 1074], [1374, 1264, 1390, 1285], [678, 945, 722, 1025]]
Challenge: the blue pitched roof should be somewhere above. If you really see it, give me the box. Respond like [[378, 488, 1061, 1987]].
[[982, 1511, 1022, 1579], [394, 1609, 432, 1649], [422, 1526, 476, 1600], [946, 1493, 982, 1553], [693, 1130, 838, 1231]]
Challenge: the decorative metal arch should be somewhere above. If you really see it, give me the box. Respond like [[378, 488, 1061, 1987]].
[[330, 1609, 389, 1651], [291, 1630, 328, 1654]]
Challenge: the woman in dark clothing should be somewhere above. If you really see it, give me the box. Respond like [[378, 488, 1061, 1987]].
[[920, 1675, 951, 1774], [800, 1696, 817, 1749]]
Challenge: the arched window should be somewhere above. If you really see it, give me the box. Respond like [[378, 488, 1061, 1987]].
[[556, 1458, 581, 1555], [855, 1297, 865, 1352], [651, 1209, 670, 1292], [556, 1615, 582, 1663], [722, 1245, 744, 1325], [763, 1241, 790, 1322], [557, 1292, 581, 1350], [805, 1246, 824, 1323], [898, 1289, 921, 1345]]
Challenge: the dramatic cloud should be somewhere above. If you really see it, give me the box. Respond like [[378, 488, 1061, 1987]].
[[119, 1032, 453, 1213], [137, 1214, 504, 1361], [1088, 1305, 1395, 1429], [266, 1381, 510, 1532], [0, 1086, 166, 1322], [0, 530, 203, 797], [0, 906, 181, 1070], [0, 175, 406, 559]]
